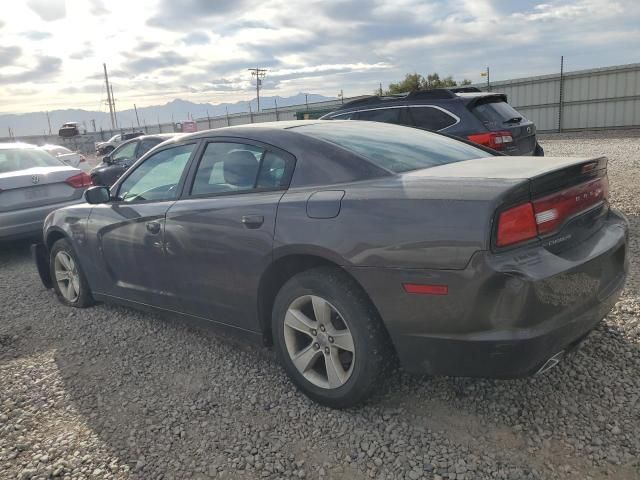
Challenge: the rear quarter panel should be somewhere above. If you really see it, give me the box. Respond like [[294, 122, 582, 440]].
[[274, 175, 526, 270]]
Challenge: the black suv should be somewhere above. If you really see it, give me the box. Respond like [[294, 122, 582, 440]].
[[320, 87, 543, 156], [90, 133, 178, 187]]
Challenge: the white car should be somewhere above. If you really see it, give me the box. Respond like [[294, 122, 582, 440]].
[[40, 145, 86, 169], [95, 132, 144, 155]]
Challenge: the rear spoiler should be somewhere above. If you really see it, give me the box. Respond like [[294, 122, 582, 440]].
[[462, 93, 508, 109], [531, 156, 608, 197]]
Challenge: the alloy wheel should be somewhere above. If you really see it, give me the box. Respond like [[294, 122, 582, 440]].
[[54, 251, 80, 303], [283, 295, 355, 389]]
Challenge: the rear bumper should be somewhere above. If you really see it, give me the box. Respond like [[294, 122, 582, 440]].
[[347, 209, 628, 377], [0, 198, 84, 240]]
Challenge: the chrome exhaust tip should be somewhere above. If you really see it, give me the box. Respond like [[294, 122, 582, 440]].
[[535, 350, 565, 375]]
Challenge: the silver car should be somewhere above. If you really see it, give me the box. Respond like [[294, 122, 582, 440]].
[[0, 143, 91, 240]]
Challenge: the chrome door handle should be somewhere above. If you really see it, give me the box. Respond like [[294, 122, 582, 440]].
[[146, 221, 161, 234], [241, 215, 264, 229]]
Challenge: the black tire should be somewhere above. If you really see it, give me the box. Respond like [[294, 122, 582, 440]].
[[49, 238, 95, 308], [272, 266, 391, 408]]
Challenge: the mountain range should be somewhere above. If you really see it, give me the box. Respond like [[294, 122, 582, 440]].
[[1, 93, 334, 137]]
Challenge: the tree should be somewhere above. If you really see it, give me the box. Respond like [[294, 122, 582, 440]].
[[382, 72, 472, 95]]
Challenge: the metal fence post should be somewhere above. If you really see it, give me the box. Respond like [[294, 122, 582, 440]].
[[558, 56, 564, 133]]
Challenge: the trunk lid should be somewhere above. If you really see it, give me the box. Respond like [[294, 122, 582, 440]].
[[0, 166, 83, 212], [408, 156, 609, 252]]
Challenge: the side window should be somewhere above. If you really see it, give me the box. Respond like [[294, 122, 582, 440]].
[[192, 143, 263, 195], [409, 107, 457, 131], [354, 107, 405, 124], [112, 141, 138, 164], [118, 144, 195, 203], [137, 139, 161, 158]]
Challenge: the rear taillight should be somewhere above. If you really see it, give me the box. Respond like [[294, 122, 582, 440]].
[[65, 172, 92, 188], [496, 176, 609, 248], [467, 131, 513, 150], [533, 176, 608, 235], [496, 202, 537, 247]]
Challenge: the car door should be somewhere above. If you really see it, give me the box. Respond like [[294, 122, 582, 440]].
[[87, 142, 198, 307], [163, 139, 295, 331]]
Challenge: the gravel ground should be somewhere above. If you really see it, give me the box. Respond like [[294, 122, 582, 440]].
[[1, 132, 639, 480]]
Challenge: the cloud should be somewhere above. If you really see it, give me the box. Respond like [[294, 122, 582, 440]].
[[182, 32, 210, 45], [70, 48, 94, 60], [147, 0, 249, 29], [137, 40, 161, 51], [123, 51, 190, 74], [0, 56, 62, 85], [27, 0, 66, 21], [89, 0, 109, 15], [0, 46, 22, 65], [61, 83, 105, 94], [21, 31, 52, 41]]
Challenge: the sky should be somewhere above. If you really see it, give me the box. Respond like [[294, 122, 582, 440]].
[[0, 0, 639, 114]]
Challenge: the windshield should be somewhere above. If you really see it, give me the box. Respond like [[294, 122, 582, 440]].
[[471, 99, 527, 129], [0, 149, 63, 174], [295, 121, 492, 173]]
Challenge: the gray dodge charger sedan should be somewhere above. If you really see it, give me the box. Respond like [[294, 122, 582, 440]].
[[33, 121, 628, 407]]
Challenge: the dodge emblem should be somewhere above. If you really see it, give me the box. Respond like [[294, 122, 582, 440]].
[[31, 175, 40, 184]]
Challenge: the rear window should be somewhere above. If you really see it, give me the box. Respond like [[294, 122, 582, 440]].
[[295, 122, 492, 173], [471, 98, 526, 129], [0, 149, 63, 174]]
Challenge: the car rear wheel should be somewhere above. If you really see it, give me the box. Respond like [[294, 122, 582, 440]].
[[49, 239, 94, 308], [272, 266, 391, 408]]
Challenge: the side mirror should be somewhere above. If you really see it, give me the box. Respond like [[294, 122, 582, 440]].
[[84, 186, 111, 204], [103, 154, 113, 164]]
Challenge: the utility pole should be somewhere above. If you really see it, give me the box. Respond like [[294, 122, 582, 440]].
[[486, 66, 490, 91], [249, 103, 254, 123], [379, 83, 383, 96], [157, 116, 161, 133], [46, 111, 52, 135], [248, 67, 267, 112], [274, 97, 279, 121], [339, 89, 344, 104], [91, 119, 96, 132], [134, 104, 141, 127], [110, 84, 118, 128], [305, 93, 309, 111], [225, 106, 230, 126], [207, 109, 211, 129], [103, 63, 116, 129]]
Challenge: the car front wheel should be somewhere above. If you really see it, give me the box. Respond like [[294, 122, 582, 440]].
[[49, 239, 94, 308], [272, 266, 391, 408]]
